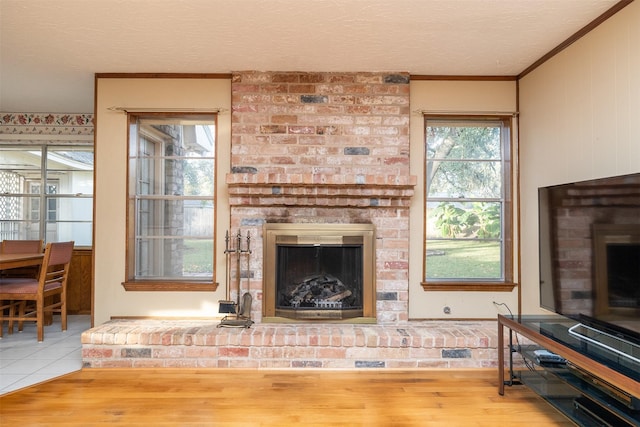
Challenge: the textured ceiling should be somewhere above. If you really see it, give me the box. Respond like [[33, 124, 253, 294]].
[[0, 0, 623, 112]]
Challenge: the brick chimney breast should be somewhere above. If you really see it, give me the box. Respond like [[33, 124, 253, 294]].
[[229, 71, 416, 324]]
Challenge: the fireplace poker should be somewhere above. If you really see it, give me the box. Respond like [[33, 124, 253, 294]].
[[239, 232, 253, 319], [218, 231, 236, 315]]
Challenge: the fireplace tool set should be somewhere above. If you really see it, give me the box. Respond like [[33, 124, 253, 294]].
[[218, 230, 254, 328]]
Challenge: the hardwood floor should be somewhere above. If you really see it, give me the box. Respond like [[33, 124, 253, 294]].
[[0, 368, 573, 426]]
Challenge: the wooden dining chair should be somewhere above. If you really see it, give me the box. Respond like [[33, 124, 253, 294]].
[[1, 239, 43, 279], [1, 239, 43, 254], [0, 241, 74, 341]]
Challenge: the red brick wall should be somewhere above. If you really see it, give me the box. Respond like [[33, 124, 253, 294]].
[[227, 71, 415, 324]]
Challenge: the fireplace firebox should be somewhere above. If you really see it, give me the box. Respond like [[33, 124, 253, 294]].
[[263, 223, 376, 322]]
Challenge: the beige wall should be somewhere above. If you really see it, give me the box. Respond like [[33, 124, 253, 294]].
[[95, 77, 519, 324], [518, 1, 640, 315], [94, 78, 231, 325], [408, 80, 519, 319], [93, 2, 638, 325]]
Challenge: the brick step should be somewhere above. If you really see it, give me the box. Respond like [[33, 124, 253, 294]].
[[82, 319, 504, 369]]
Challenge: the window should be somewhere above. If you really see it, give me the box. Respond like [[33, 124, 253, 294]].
[[0, 145, 94, 246], [123, 114, 216, 291], [423, 116, 514, 291]]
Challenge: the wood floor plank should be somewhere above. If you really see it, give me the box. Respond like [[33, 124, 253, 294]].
[[0, 368, 574, 426]]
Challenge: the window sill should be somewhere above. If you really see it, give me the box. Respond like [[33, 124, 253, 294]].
[[421, 281, 517, 292], [122, 280, 218, 292]]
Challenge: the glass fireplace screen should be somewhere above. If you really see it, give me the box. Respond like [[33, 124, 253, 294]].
[[276, 244, 363, 312]]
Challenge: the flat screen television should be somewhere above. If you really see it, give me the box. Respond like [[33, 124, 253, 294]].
[[538, 172, 640, 346]]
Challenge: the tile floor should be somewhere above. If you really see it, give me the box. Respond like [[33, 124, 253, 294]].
[[0, 314, 91, 394]]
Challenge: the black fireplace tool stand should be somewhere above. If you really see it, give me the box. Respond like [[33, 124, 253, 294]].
[[218, 230, 254, 328]]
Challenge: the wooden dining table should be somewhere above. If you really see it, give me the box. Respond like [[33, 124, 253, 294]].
[[0, 252, 48, 327], [0, 253, 44, 271]]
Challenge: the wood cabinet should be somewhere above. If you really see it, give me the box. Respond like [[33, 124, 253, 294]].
[[67, 249, 92, 314]]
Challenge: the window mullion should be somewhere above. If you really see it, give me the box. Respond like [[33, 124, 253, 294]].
[[39, 146, 47, 242]]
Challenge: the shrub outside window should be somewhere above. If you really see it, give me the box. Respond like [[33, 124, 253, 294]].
[[423, 116, 514, 291]]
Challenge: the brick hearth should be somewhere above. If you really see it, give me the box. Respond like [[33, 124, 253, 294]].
[[82, 320, 503, 369]]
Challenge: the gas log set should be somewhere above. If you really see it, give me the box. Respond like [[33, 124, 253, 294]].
[[280, 274, 357, 309]]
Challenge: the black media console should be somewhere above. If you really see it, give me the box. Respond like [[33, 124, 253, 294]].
[[498, 314, 640, 426]]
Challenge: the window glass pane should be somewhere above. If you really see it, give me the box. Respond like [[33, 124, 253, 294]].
[[184, 239, 213, 276], [28, 182, 41, 195], [135, 237, 213, 279], [46, 220, 92, 246], [136, 199, 213, 238], [428, 160, 502, 199], [172, 158, 214, 197], [426, 200, 503, 281], [51, 197, 93, 221], [0, 194, 40, 240], [427, 201, 502, 240], [0, 222, 40, 240], [425, 239, 502, 279], [0, 147, 42, 194], [184, 200, 214, 237], [0, 195, 39, 220], [426, 124, 501, 160], [30, 197, 40, 220], [136, 155, 157, 195], [47, 197, 57, 220], [0, 191, 40, 240], [46, 147, 94, 195], [0, 146, 43, 168]]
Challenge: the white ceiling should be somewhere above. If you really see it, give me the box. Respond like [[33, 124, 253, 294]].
[[0, 0, 624, 113]]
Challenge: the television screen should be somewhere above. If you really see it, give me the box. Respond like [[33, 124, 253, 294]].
[[538, 172, 640, 343]]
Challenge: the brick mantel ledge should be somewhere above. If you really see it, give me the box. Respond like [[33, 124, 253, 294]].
[[226, 173, 417, 207]]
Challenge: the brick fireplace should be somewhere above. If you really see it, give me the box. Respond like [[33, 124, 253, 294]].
[[227, 71, 415, 324], [81, 71, 506, 369]]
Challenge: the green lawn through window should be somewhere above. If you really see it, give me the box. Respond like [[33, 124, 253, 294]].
[[426, 240, 501, 279]]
